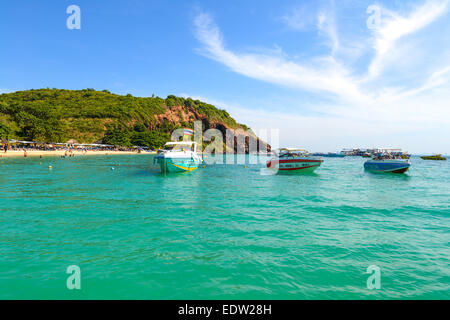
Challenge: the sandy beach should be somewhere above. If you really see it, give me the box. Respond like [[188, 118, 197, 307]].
[[0, 150, 156, 158]]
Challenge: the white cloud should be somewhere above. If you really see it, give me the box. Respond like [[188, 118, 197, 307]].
[[317, 9, 339, 55], [186, 94, 450, 154], [280, 4, 317, 31], [192, 2, 450, 154], [367, 0, 450, 79], [193, 12, 367, 103], [389, 66, 450, 99]]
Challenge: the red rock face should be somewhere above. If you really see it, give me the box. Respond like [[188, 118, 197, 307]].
[[154, 105, 271, 154]]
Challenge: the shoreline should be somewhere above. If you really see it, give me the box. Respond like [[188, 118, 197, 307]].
[[0, 150, 156, 158]]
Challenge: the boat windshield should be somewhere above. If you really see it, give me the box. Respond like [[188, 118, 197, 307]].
[[278, 151, 307, 157], [373, 153, 402, 160], [164, 144, 194, 152]]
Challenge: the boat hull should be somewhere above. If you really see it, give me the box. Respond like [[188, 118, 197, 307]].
[[364, 159, 410, 173], [156, 157, 200, 173], [267, 158, 323, 174]]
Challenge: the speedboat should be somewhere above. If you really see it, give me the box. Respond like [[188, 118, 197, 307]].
[[421, 154, 446, 160], [364, 150, 410, 173], [266, 148, 323, 173], [155, 141, 202, 173]]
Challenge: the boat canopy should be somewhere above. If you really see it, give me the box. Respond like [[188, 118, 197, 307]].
[[379, 148, 402, 152], [163, 141, 198, 151], [165, 141, 197, 147], [276, 148, 310, 157]]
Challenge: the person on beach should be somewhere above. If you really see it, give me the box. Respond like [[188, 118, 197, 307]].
[[3, 144, 7, 153], [23, 149, 27, 157]]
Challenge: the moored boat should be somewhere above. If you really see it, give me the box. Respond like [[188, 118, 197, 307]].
[[420, 154, 446, 160], [267, 148, 323, 173], [364, 150, 410, 173], [155, 142, 202, 173], [364, 159, 411, 173], [312, 152, 346, 158], [327, 153, 346, 158]]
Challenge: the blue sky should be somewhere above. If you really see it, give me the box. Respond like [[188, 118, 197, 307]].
[[1, 0, 449, 153]]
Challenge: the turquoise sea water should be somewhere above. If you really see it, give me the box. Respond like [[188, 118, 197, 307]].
[[0, 154, 449, 299]]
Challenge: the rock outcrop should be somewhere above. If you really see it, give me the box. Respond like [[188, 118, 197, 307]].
[[155, 105, 270, 153]]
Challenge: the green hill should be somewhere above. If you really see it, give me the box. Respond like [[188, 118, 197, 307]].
[[0, 88, 261, 151]]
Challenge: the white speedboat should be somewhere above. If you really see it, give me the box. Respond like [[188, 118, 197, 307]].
[[266, 148, 323, 173], [155, 142, 202, 173]]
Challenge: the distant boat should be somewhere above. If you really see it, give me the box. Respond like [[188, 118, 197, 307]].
[[155, 142, 202, 173], [421, 154, 446, 160], [267, 148, 323, 173], [312, 152, 345, 158], [364, 150, 410, 173], [341, 148, 373, 156], [328, 153, 346, 158]]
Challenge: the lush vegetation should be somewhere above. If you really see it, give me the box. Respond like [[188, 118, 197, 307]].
[[0, 89, 244, 149]]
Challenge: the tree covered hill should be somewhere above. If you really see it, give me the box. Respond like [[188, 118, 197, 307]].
[[0, 88, 257, 150]]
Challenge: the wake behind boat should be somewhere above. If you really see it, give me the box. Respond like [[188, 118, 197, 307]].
[[155, 141, 202, 173], [364, 149, 411, 174], [267, 148, 323, 173]]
